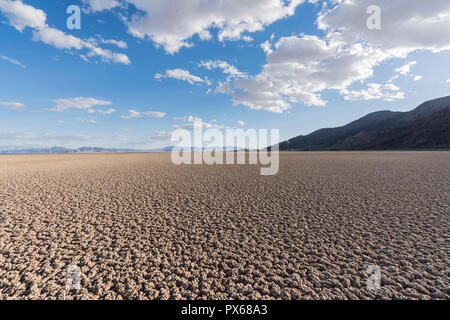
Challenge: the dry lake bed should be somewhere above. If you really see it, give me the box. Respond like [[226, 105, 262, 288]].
[[0, 152, 448, 300]]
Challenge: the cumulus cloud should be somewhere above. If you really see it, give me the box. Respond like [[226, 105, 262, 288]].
[[341, 83, 405, 102], [317, 0, 450, 55], [155, 69, 207, 85], [48, 97, 112, 112], [90, 35, 128, 49], [121, 110, 166, 119], [0, 0, 130, 65], [199, 60, 247, 79], [100, 38, 127, 49], [118, 0, 304, 53], [121, 110, 141, 119], [413, 76, 423, 81], [0, 54, 25, 68], [236, 120, 245, 126], [173, 115, 226, 130], [75, 117, 98, 124], [395, 61, 417, 76], [84, 46, 130, 64], [32, 27, 85, 50], [0, 0, 46, 31], [173, 115, 202, 122], [0, 101, 28, 110], [98, 108, 116, 114], [216, 0, 450, 112], [143, 111, 166, 118], [90, 108, 116, 114], [223, 35, 388, 112], [81, 0, 121, 13], [260, 41, 274, 55]]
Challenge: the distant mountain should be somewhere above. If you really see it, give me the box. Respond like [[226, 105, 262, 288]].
[[0, 146, 146, 155], [0, 145, 240, 155], [167, 146, 240, 152], [279, 96, 450, 151]]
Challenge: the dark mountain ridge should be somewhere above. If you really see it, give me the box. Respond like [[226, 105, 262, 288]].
[[279, 96, 450, 151]]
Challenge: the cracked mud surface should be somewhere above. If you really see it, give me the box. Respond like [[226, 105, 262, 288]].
[[0, 152, 448, 300]]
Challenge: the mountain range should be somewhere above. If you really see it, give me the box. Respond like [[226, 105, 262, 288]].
[[0, 146, 238, 155], [0, 146, 146, 154], [279, 96, 450, 151]]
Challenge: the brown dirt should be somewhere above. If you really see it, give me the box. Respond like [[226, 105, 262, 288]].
[[0, 152, 448, 300]]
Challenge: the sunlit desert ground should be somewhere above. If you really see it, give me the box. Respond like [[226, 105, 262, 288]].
[[0, 152, 448, 300]]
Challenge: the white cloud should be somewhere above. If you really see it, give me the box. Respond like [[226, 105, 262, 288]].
[[155, 69, 206, 85], [173, 115, 232, 130], [199, 60, 246, 79], [173, 115, 202, 122], [446, 79, 450, 83], [0, 54, 25, 68], [341, 83, 405, 102], [318, 0, 450, 55], [0, 0, 46, 31], [413, 76, 423, 81], [100, 38, 128, 49], [260, 40, 274, 55], [0, 0, 130, 65], [94, 108, 116, 114], [91, 35, 128, 49], [0, 101, 28, 110], [120, 0, 304, 53], [75, 117, 98, 124], [395, 61, 416, 76], [143, 111, 166, 118], [32, 27, 85, 50], [49, 97, 112, 112], [236, 120, 245, 126], [81, 0, 120, 12], [85, 46, 130, 65], [215, 81, 233, 95], [79, 54, 89, 63], [121, 110, 141, 119], [387, 75, 399, 83], [222, 35, 387, 112], [217, 0, 450, 112], [121, 110, 166, 119]]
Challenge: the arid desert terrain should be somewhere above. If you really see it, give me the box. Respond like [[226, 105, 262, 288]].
[[0, 152, 448, 300]]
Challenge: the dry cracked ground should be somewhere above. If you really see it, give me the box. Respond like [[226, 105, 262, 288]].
[[0, 152, 449, 300]]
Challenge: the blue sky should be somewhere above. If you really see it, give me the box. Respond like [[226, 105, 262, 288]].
[[0, 0, 449, 149]]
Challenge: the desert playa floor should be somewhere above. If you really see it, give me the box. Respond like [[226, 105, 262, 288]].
[[0, 152, 448, 300]]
